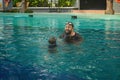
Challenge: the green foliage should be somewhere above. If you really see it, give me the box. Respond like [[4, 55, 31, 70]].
[[25, 9, 33, 13], [13, 0, 21, 7], [2, 9, 33, 13], [12, 0, 76, 7], [2, 9, 19, 13], [58, 0, 76, 7], [29, 0, 49, 7]]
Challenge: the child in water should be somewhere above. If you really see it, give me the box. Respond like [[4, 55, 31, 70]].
[[48, 37, 57, 53]]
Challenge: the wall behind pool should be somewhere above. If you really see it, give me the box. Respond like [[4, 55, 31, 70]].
[[113, 1, 120, 13]]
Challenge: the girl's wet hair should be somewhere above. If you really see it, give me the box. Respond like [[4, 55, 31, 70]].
[[48, 37, 56, 44]]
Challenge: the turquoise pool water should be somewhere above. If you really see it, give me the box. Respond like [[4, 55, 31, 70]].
[[0, 13, 120, 80]]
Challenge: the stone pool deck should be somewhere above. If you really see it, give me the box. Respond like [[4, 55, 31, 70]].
[[72, 10, 105, 14]]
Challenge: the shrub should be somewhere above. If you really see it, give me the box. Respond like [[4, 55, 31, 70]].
[[25, 9, 33, 13]]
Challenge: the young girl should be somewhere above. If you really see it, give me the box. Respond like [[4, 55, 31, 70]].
[[48, 37, 57, 53]]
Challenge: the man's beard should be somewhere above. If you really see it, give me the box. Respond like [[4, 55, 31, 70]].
[[64, 30, 72, 42], [65, 30, 72, 35]]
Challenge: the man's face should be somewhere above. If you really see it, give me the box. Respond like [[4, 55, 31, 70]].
[[65, 24, 73, 35]]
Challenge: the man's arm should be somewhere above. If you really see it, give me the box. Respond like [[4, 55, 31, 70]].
[[75, 33, 83, 41], [59, 33, 65, 39]]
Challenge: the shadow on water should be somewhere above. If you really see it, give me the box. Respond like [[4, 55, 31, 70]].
[[56, 72, 86, 80], [0, 56, 44, 80], [0, 58, 85, 80]]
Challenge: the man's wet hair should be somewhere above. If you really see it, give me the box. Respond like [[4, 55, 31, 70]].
[[66, 22, 74, 28]]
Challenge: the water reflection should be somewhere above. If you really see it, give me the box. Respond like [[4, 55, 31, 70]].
[[105, 20, 120, 48]]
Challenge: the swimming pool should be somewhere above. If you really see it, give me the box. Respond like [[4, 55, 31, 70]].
[[0, 13, 120, 80]]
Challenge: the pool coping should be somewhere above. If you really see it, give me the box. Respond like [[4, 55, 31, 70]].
[[0, 12, 120, 20]]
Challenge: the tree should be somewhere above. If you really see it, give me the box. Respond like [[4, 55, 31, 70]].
[[105, 0, 114, 14]]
